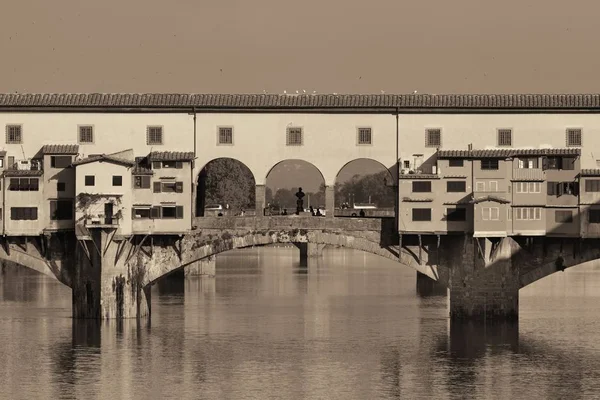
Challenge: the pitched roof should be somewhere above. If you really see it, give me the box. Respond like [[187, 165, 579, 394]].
[[148, 151, 194, 161], [41, 144, 79, 155], [72, 154, 135, 167], [4, 169, 44, 177], [1, 93, 600, 110], [438, 148, 581, 159], [470, 195, 511, 204]]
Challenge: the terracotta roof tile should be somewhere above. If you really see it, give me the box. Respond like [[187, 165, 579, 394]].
[[470, 195, 511, 204], [402, 197, 434, 202], [41, 144, 79, 155], [438, 148, 580, 158], [72, 154, 135, 167], [1, 93, 600, 110], [581, 169, 600, 176], [148, 151, 194, 161], [4, 169, 44, 177]]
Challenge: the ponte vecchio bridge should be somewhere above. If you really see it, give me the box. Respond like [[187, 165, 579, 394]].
[[1, 93, 600, 320]]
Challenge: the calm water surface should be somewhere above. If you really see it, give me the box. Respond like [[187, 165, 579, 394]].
[[1, 246, 600, 399]]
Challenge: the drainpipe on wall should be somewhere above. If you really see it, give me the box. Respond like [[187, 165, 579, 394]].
[[395, 107, 400, 231], [2, 175, 5, 235]]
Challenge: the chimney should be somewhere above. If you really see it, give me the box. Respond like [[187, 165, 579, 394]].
[[468, 143, 473, 151]]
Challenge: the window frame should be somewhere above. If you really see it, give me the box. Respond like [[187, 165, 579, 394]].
[[588, 209, 600, 223], [566, 128, 582, 147], [85, 175, 95, 186], [412, 208, 432, 221], [412, 181, 432, 193], [448, 159, 464, 167], [555, 210, 573, 223], [146, 125, 164, 145], [217, 126, 234, 145], [357, 127, 373, 145], [134, 175, 151, 189], [78, 125, 94, 144], [497, 128, 512, 147], [112, 175, 123, 187], [5, 124, 23, 144], [50, 155, 72, 169], [481, 159, 499, 170], [425, 128, 442, 148], [286, 127, 303, 146], [50, 200, 73, 221], [446, 180, 466, 193]]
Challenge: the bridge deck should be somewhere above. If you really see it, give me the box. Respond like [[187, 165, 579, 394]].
[[192, 216, 397, 232]]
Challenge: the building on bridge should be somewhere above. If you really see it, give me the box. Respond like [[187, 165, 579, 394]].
[[1, 93, 600, 321]]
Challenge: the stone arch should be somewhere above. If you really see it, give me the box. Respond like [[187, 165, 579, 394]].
[[0, 249, 69, 287], [196, 157, 257, 216], [142, 230, 446, 287], [520, 249, 600, 289], [334, 158, 397, 216], [264, 159, 327, 213]]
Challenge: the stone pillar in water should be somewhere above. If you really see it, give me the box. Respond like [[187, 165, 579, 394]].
[[446, 236, 520, 320], [72, 229, 150, 319]]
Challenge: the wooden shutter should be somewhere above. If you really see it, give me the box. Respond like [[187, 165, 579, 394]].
[[152, 161, 161, 169], [175, 182, 183, 193], [176, 161, 183, 169], [153, 182, 161, 193], [142, 176, 151, 188], [151, 206, 161, 219], [547, 182, 556, 195], [176, 206, 184, 219], [31, 207, 38, 220], [563, 157, 576, 170]]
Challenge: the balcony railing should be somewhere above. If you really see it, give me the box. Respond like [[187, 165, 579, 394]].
[[512, 168, 544, 181]]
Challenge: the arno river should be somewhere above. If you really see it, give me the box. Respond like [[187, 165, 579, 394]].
[[1, 246, 600, 399]]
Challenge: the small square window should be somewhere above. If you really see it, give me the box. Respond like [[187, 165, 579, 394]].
[[425, 129, 441, 147], [112, 176, 122, 186], [6, 125, 22, 144], [497, 129, 512, 147], [79, 126, 94, 143], [147, 126, 163, 145], [286, 127, 303, 146], [57, 182, 66, 192], [448, 159, 464, 167], [566, 128, 582, 147], [218, 127, 233, 145], [357, 128, 372, 145], [403, 160, 411, 169], [85, 175, 95, 186]]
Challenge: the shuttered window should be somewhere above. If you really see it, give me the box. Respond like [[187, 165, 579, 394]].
[[448, 159, 463, 167], [412, 208, 431, 221], [481, 159, 499, 170], [6, 125, 22, 144], [51, 156, 72, 168], [147, 126, 163, 145], [497, 129, 512, 147], [566, 128, 582, 147], [446, 181, 466, 192], [9, 178, 39, 191], [286, 127, 303, 146], [153, 182, 161, 193], [218, 127, 233, 145], [134, 176, 151, 189], [412, 181, 431, 192], [585, 179, 600, 192], [78, 126, 94, 143], [357, 128, 372, 145], [10, 207, 38, 220]]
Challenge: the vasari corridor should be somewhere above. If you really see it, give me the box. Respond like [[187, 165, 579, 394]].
[[2, 93, 600, 398]]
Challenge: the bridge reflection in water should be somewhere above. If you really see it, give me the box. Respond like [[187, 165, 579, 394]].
[[2, 250, 600, 398]]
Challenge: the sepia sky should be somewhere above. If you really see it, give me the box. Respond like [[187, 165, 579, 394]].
[[2, 0, 596, 192], [1, 0, 598, 95]]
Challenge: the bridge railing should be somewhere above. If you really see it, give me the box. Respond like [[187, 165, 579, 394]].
[[192, 215, 395, 232]]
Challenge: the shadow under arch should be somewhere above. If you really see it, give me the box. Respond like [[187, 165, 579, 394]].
[[0, 254, 69, 287], [334, 158, 397, 216], [264, 159, 327, 213], [196, 157, 257, 217], [142, 227, 418, 286]]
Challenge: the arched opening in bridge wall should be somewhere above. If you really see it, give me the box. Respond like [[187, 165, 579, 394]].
[[265, 160, 326, 215], [334, 158, 396, 217], [196, 158, 256, 216]]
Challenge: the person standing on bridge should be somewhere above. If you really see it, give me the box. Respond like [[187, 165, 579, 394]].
[[295, 188, 305, 215]]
